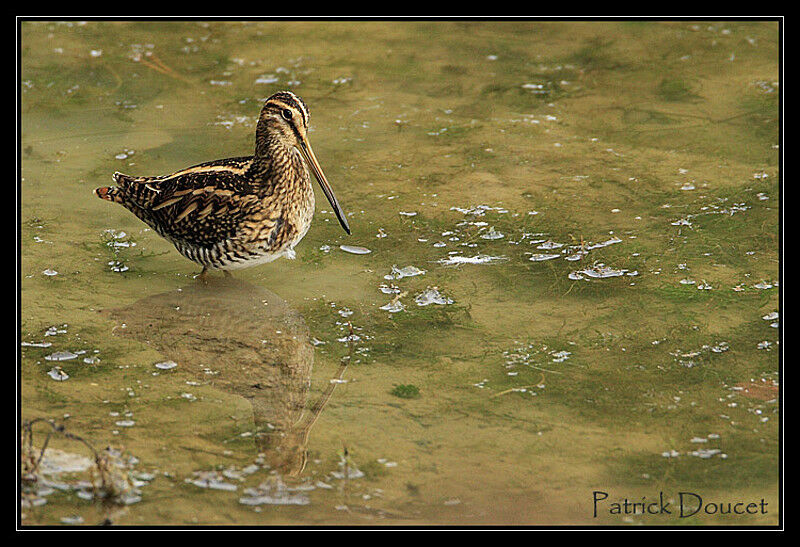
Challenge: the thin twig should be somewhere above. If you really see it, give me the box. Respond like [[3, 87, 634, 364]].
[[491, 373, 547, 398]]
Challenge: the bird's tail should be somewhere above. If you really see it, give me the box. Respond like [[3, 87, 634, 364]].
[[94, 172, 133, 203], [94, 186, 123, 203]]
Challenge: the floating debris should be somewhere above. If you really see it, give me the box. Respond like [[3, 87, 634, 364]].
[[108, 260, 129, 273], [102, 229, 131, 244], [689, 448, 724, 459], [384, 265, 426, 280], [669, 342, 730, 369], [103, 231, 136, 249], [564, 250, 588, 261], [762, 311, 779, 328], [480, 227, 504, 240], [45, 325, 68, 337], [450, 205, 508, 216], [522, 83, 547, 93], [414, 288, 453, 306], [22, 420, 147, 510], [337, 333, 361, 343], [239, 477, 310, 506], [187, 471, 238, 492], [45, 351, 78, 362], [569, 263, 631, 280], [710, 342, 730, 353], [47, 367, 69, 381], [36, 449, 94, 476], [529, 253, 560, 262], [437, 254, 508, 266], [331, 458, 365, 480], [501, 340, 574, 374], [585, 236, 623, 250], [380, 301, 405, 313], [21, 341, 53, 348], [255, 74, 279, 84], [378, 284, 401, 294], [536, 240, 564, 250], [550, 350, 572, 363], [339, 245, 371, 255]]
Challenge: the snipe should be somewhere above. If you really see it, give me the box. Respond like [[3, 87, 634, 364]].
[[94, 91, 350, 276]]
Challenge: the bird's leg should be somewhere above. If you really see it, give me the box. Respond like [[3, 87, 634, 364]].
[[223, 270, 232, 278], [196, 266, 209, 283]]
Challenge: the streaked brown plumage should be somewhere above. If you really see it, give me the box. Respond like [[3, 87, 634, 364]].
[[94, 91, 350, 275]]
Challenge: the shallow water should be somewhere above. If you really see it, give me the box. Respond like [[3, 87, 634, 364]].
[[20, 20, 780, 526]]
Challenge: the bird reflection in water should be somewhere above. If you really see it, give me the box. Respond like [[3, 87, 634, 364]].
[[103, 277, 347, 477]]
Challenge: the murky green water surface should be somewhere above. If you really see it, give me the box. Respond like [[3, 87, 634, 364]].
[[20, 21, 779, 526]]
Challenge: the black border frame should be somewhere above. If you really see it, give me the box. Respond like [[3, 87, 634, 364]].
[[15, 15, 784, 532]]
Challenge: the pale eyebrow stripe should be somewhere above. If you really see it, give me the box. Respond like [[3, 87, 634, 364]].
[[281, 91, 309, 127], [267, 97, 308, 129]]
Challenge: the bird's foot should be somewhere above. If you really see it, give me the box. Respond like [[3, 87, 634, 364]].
[[284, 248, 296, 260], [195, 267, 209, 284], [195, 267, 232, 282]]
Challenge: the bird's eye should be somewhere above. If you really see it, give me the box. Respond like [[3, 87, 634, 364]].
[[282, 109, 293, 121]]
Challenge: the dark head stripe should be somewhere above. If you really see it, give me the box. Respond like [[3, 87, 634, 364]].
[[266, 91, 309, 127]]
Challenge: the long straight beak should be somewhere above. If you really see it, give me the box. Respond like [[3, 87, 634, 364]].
[[298, 138, 350, 235]]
